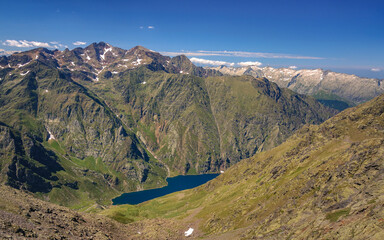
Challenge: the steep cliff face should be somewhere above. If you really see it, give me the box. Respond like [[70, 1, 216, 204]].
[[205, 76, 334, 165], [113, 67, 221, 174], [0, 123, 62, 193], [105, 93, 384, 240]]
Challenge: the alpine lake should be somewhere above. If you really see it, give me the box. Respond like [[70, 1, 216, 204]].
[[112, 174, 219, 205]]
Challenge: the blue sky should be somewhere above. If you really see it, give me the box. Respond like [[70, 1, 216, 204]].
[[1, 0, 383, 78]]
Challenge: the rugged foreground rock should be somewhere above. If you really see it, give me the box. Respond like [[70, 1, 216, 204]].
[[0, 185, 192, 239]]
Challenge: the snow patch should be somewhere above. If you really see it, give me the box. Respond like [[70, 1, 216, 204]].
[[112, 71, 119, 74], [184, 228, 194, 237], [100, 47, 113, 60], [71, 62, 75, 66], [17, 61, 31, 68], [180, 70, 183, 73], [141, 81, 147, 84], [47, 130, 55, 140], [86, 55, 91, 61], [93, 66, 105, 75], [45, 89, 49, 93], [132, 58, 143, 66], [35, 55, 39, 59], [220, 170, 225, 173], [20, 71, 30, 76]]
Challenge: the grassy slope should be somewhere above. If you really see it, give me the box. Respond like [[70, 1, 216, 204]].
[[102, 94, 384, 239]]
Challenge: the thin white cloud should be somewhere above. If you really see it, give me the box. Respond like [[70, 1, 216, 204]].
[[190, 57, 235, 66], [289, 66, 298, 69], [161, 50, 324, 60], [190, 57, 263, 67], [3, 40, 52, 48], [73, 41, 87, 46], [0, 49, 18, 55], [371, 68, 381, 72], [238, 61, 262, 67], [50, 41, 66, 49], [148, 26, 155, 29], [140, 26, 144, 29]]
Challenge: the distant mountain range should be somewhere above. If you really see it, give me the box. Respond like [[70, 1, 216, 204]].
[[0, 42, 334, 207], [210, 65, 384, 110]]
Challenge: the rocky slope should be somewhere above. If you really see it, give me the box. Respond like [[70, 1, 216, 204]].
[[105, 93, 384, 239], [0, 42, 334, 207], [0, 185, 190, 239], [211, 65, 384, 110]]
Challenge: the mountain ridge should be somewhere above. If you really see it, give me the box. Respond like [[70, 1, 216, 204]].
[[210, 65, 384, 110]]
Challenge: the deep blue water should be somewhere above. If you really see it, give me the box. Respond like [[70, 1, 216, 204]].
[[112, 174, 219, 205]]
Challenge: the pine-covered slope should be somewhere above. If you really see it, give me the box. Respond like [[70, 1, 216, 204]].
[[105, 93, 384, 239]]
